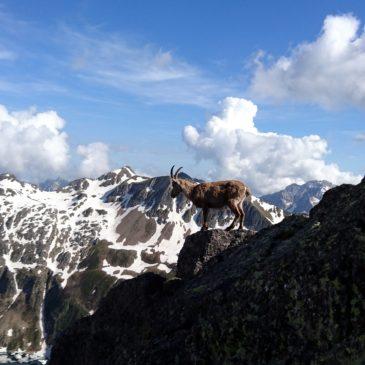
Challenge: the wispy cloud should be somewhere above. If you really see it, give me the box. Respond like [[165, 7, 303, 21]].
[[0, 7, 237, 107], [0, 11, 19, 60], [61, 28, 235, 107], [0, 9, 70, 95], [0, 45, 16, 60], [0, 78, 68, 95], [355, 133, 365, 141], [0, 8, 32, 35]]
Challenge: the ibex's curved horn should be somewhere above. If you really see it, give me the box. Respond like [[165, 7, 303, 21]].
[[174, 166, 183, 178], [170, 165, 175, 178]]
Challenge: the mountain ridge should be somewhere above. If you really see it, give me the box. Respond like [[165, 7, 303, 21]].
[[38, 178, 69, 192], [49, 176, 365, 365], [0, 166, 284, 361], [260, 179, 335, 214]]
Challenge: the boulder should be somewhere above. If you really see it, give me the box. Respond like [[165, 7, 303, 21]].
[[176, 229, 255, 279]]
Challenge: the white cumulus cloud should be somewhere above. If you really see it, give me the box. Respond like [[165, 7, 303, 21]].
[[77, 142, 110, 178], [0, 104, 69, 181], [0, 104, 114, 181], [183, 97, 361, 195], [250, 14, 365, 109]]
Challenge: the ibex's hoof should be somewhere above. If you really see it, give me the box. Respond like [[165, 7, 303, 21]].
[[201, 226, 208, 231], [225, 226, 233, 231]]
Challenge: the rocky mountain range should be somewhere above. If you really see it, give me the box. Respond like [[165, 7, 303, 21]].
[[0, 166, 284, 363], [49, 176, 365, 365], [260, 180, 335, 214], [38, 178, 69, 192]]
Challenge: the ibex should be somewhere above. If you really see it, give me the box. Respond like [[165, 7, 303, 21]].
[[170, 165, 251, 231]]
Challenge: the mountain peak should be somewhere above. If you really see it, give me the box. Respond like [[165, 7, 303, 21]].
[[38, 177, 69, 191], [110, 165, 135, 176], [261, 180, 335, 214], [0, 172, 18, 181]]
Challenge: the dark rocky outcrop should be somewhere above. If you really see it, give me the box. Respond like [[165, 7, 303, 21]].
[[140, 249, 161, 264], [0, 266, 48, 352], [177, 229, 255, 279], [82, 207, 93, 217], [106, 248, 137, 267], [49, 178, 365, 365]]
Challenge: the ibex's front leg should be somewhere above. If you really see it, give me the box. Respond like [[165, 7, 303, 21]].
[[238, 204, 245, 230], [201, 207, 209, 231]]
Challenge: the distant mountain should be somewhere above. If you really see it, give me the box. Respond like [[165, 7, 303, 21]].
[[38, 177, 69, 191], [0, 166, 284, 362], [260, 180, 335, 214]]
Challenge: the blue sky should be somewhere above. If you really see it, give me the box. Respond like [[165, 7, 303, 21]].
[[0, 0, 364, 194]]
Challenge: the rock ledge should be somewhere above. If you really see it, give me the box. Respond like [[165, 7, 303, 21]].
[[177, 229, 255, 279]]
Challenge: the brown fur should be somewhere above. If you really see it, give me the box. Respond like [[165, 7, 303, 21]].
[[170, 167, 251, 231]]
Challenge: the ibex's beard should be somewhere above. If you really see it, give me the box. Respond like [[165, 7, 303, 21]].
[[171, 191, 179, 198]]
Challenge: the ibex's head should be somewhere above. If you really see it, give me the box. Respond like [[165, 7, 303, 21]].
[[170, 165, 183, 198]]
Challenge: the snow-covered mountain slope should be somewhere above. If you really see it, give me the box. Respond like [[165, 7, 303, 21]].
[[260, 180, 335, 214], [0, 166, 284, 359]]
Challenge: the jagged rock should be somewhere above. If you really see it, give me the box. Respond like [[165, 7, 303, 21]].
[[49, 178, 365, 365], [0, 267, 16, 312], [56, 252, 71, 270], [98, 167, 135, 187], [1, 266, 48, 352], [140, 249, 161, 264], [61, 178, 89, 193], [176, 229, 255, 279], [82, 207, 93, 217]]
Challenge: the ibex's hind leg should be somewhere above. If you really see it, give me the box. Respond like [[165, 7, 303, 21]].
[[226, 201, 240, 231], [237, 203, 245, 230], [201, 207, 209, 231]]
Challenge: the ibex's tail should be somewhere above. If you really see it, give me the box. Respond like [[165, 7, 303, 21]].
[[245, 187, 251, 197]]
